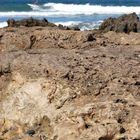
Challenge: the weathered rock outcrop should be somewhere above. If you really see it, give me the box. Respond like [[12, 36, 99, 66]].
[[0, 26, 140, 140], [99, 12, 140, 33], [7, 18, 80, 31], [7, 18, 56, 27]]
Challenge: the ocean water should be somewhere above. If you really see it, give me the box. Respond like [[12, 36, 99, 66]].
[[0, 0, 140, 30]]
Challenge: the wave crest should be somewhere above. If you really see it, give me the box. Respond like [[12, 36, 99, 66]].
[[27, 3, 140, 15], [55, 20, 103, 30], [0, 3, 140, 17], [0, 22, 8, 28]]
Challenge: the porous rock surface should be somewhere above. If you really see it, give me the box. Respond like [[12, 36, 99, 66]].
[[7, 18, 80, 31], [0, 26, 140, 140], [99, 12, 140, 33]]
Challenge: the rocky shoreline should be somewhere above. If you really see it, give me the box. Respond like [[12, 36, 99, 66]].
[[0, 13, 140, 140]]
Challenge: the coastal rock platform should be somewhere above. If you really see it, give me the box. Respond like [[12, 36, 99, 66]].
[[0, 16, 140, 140]]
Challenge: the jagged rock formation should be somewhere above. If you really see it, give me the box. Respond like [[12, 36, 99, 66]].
[[99, 12, 140, 33], [0, 20, 140, 140], [7, 18, 56, 27], [7, 18, 80, 31]]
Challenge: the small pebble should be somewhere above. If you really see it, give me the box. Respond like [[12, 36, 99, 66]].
[[25, 129, 35, 136]]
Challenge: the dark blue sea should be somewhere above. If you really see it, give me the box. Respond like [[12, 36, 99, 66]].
[[0, 0, 140, 30]]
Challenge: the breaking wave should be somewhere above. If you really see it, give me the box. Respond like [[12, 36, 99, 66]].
[[55, 20, 103, 30], [0, 20, 102, 30], [0, 22, 8, 28], [1, 3, 140, 30], [0, 3, 140, 17], [28, 3, 140, 15]]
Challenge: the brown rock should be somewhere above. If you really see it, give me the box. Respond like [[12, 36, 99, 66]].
[[0, 26, 140, 140]]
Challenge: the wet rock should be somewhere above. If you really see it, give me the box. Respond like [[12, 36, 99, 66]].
[[99, 13, 140, 33], [7, 17, 56, 27], [25, 130, 35, 136], [58, 24, 70, 30], [7, 18, 80, 31], [69, 26, 80, 31], [58, 24, 80, 31]]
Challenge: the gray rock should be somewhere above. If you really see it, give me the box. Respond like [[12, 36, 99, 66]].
[[99, 12, 140, 33]]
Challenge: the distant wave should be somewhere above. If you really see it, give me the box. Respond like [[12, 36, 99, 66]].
[[27, 4, 41, 11], [55, 20, 103, 30], [0, 20, 102, 30], [0, 3, 140, 17], [55, 21, 81, 26], [1, 3, 140, 30], [27, 3, 53, 12], [27, 3, 140, 15], [0, 22, 7, 28], [0, 11, 89, 17]]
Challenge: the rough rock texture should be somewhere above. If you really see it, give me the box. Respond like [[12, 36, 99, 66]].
[[7, 18, 80, 31], [7, 18, 56, 27], [99, 13, 140, 33], [0, 26, 140, 140]]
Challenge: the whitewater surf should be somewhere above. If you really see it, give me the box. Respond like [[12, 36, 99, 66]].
[[1, 2, 140, 30]]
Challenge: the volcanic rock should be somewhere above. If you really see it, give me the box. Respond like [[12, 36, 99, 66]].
[[0, 22, 140, 140], [7, 18, 80, 31], [7, 17, 56, 27], [99, 12, 140, 33]]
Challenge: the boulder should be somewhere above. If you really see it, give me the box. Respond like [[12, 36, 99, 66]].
[[58, 24, 80, 31], [99, 12, 140, 33]]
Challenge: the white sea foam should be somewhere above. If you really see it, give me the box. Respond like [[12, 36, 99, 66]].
[[55, 21, 81, 26], [0, 3, 139, 30], [32, 3, 140, 15], [0, 22, 8, 28], [27, 4, 41, 11], [0, 3, 140, 17], [0, 20, 101, 30], [55, 20, 103, 30]]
